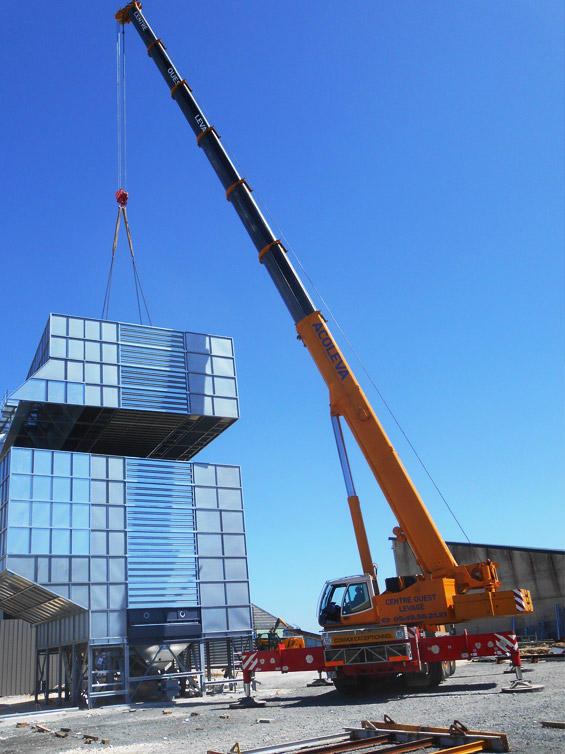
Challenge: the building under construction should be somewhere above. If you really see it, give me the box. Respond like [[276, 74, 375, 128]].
[[0, 313, 253, 704]]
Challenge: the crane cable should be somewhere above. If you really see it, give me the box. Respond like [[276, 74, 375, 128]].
[[102, 23, 152, 325]]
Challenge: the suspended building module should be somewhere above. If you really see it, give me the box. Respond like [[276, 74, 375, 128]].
[[0, 314, 253, 704]]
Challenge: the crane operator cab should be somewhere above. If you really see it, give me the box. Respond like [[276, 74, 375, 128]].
[[318, 576, 376, 627]]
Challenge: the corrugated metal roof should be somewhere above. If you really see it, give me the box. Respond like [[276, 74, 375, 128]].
[[0, 570, 88, 625]]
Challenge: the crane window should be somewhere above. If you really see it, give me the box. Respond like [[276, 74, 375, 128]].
[[343, 583, 371, 614], [318, 584, 347, 625]]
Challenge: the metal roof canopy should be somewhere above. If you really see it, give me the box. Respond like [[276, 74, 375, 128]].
[[0, 570, 88, 625]]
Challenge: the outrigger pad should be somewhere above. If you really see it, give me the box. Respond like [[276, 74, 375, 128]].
[[229, 696, 267, 709], [501, 679, 545, 693]]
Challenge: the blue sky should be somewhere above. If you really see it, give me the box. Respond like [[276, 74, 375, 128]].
[[1, 1, 563, 632]]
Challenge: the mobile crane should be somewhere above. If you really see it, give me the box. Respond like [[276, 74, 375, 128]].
[[116, 3, 534, 695]]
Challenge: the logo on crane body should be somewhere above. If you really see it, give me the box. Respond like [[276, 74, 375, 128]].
[[312, 323, 349, 380]]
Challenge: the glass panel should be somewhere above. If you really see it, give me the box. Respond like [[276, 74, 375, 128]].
[[72, 454, 90, 478], [91, 481, 107, 503], [85, 385, 101, 405], [31, 528, 50, 554], [68, 339, 85, 360], [217, 488, 242, 510], [52, 502, 71, 527], [51, 529, 71, 555], [228, 606, 252, 631], [108, 532, 125, 555], [223, 558, 248, 580], [90, 531, 107, 555], [186, 333, 210, 353], [108, 506, 125, 530], [91, 557, 108, 582], [33, 450, 51, 474], [53, 452, 71, 476], [47, 380, 66, 402], [188, 353, 212, 373], [10, 449, 32, 474], [108, 482, 124, 504], [72, 504, 90, 528], [67, 383, 85, 404], [85, 342, 101, 362], [216, 466, 240, 488], [68, 318, 84, 338], [72, 529, 90, 555], [221, 511, 244, 533], [32, 502, 51, 526], [32, 476, 51, 501], [51, 315, 67, 336], [223, 534, 246, 556], [67, 361, 84, 381], [52, 477, 71, 502], [50, 337, 67, 358], [193, 464, 216, 486], [8, 501, 30, 526], [85, 319, 100, 340], [197, 534, 222, 556], [201, 607, 227, 632], [85, 363, 101, 383], [91, 505, 107, 529], [109, 585, 126, 610], [101, 322, 118, 342], [51, 557, 70, 581], [195, 487, 217, 507], [212, 357, 234, 376], [343, 582, 371, 615], [71, 584, 89, 608], [196, 510, 221, 531], [102, 387, 119, 407], [213, 397, 238, 417], [91, 584, 108, 610], [102, 344, 118, 363], [189, 374, 214, 394], [8, 527, 30, 553], [108, 458, 124, 480], [9, 474, 32, 500], [190, 395, 213, 415], [210, 337, 233, 357], [213, 377, 237, 397], [91, 456, 107, 479], [226, 582, 250, 604], [72, 557, 89, 580], [72, 477, 90, 503], [200, 583, 226, 607], [102, 365, 118, 385], [109, 558, 126, 582]]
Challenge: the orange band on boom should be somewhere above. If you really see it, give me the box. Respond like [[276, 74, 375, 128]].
[[170, 79, 192, 98], [147, 38, 166, 55], [197, 126, 220, 147], [258, 240, 287, 264], [225, 178, 251, 202]]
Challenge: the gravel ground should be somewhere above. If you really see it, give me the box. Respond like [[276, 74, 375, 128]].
[[0, 660, 563, 754]]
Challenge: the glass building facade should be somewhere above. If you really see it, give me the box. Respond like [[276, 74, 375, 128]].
[[0, 314, 252, 657]]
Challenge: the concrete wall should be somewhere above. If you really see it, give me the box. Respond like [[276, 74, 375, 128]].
[[392, 539, 565, 640]]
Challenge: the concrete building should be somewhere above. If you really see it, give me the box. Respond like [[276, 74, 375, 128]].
[[0, 314, 253, 703], [392, 538, 565, 640]]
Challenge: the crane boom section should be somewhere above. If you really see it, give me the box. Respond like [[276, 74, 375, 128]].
[[297, 311, 457, 574], [117, 2, 457, 577]]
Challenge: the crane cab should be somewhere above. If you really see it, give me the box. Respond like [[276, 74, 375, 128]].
[[318, 575, 377, 628]]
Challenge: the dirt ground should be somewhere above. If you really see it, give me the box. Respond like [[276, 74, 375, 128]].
[[0, 660, 563, 754]]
